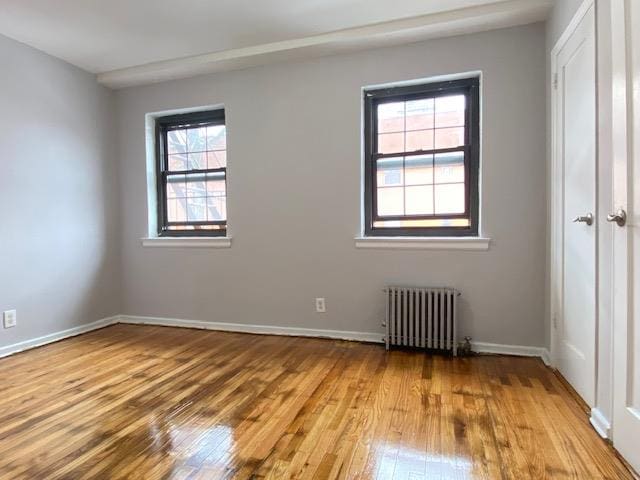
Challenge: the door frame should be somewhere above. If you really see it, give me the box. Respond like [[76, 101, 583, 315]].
[[549, 0, 598, 398]]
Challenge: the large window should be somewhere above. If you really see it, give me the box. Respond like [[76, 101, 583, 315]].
[[363, 77, 480, 237], [156, 109, 227, 237]]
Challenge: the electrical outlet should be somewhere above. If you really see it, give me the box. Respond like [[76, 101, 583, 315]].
[[3, 310, 17, 329], [315, 298, 326, 313]]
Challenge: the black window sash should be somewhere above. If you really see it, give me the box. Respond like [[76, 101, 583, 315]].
[[156, 110, 227, 237], [364, 77, 480, 237]]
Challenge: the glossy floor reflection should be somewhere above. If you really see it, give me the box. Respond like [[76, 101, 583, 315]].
[[0, 324, 632, 479]]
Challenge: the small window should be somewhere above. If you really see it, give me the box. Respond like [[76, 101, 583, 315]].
[[363, 77, 480, 237], [156, 109, 227, 237]]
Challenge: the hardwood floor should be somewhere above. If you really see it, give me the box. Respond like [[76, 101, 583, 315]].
[[0, 324, 632, 479]]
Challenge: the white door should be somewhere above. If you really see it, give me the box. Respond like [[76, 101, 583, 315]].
[[552, 3, 597, 406], [611, 0, 640, 472]]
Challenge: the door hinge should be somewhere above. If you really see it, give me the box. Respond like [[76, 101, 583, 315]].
[[553, 73, 559, 90]]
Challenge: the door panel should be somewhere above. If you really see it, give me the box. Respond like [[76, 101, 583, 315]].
[[556, 4, 597, 406], [612, 0, 640, 472]]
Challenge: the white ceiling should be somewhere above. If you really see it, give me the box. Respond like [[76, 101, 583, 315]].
[[0, 0, 552, 87]]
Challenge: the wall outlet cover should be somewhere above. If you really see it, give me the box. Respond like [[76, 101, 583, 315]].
[[315, 298, 326, 313], [3, 310, 17, 329]]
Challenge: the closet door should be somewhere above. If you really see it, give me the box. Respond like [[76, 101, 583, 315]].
[[551, 1, 597, 406], [611, 0, 640, 472]]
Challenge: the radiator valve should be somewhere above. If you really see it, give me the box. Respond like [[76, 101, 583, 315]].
[[459, 336, 473, 356]]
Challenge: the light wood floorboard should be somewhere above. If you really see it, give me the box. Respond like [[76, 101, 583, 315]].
[[0, 324, 633, 479]]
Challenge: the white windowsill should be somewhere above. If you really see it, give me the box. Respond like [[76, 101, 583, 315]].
[[141, 237, 232, 248], [354, 236, 491, 251]]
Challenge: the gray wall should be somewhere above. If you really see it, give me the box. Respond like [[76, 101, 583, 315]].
[[547, 0, 586, 47], [0, 34, 120, 349], [116, 23, 547, 347]]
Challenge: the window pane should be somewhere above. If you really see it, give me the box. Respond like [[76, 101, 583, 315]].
[[406, 99, 434, 130], [166, 175, 186, 198], [207, 197, 227, 221], [405, 155, 433, 186], [170, 224, 224, 231], [207, 150, 227, 169], [405, 129, 434, 152], [434, 152, 465, 184], [187, 152, 207, 170], [378, 132, 404, 154], [167, 129, 187, 154], [167, 198, 186, 222], [207, 125, 227, 150], [405, 185, 434, 215], [373, 218, 470, 228], [186, 197, 206, 221], [206, 179, 226, 197], [435, 95, 465, 128], [377, 187, 404, 216], [168, 153, 187, 171], [186, 177, 207, 198], [167, 225, 194, 231], [434, 183, 465, 214], [435, 127, 465, 149], [187, 127, 208, 153], [377, 102, 404, 133], [376, 157, 403, 187]]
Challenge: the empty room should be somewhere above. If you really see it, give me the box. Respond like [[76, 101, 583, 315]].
[[1, 0, 639, 478]]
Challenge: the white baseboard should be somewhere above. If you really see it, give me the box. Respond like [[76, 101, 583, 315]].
[[472, 341, 551, 363], [0, 316, 119, 359], [590, 407, 611, 439], [540, 348, 552, 366], [0, 314, 552, 365], [119, 315, 385, 344], [123, 316, 551, 362]]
